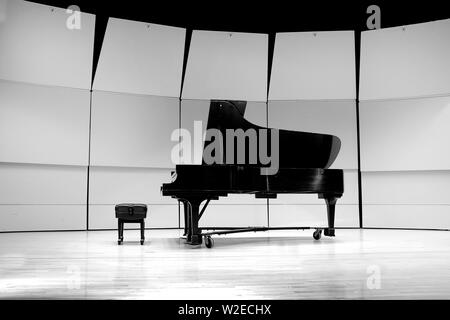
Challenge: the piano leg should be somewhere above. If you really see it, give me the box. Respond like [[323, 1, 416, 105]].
[[187, 198, 204, 245], [181, 200, 190, 237], [321, 195, 339, 237]]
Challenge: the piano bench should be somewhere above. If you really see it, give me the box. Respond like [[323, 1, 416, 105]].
[[115, 203, 147, 245]]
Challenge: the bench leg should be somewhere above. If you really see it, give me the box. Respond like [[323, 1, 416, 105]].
[[118, 219, 124, 245], [140, 220, 145, 245]]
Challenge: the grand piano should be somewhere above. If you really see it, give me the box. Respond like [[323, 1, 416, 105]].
[[162, 100, 344, 248]]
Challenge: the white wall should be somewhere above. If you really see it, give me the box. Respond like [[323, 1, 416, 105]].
[[269, 31, 356, 100], [8, 4, 448, 232], [360, 19, 450, 101], [90, 17, 186, 229], [0, 1, 94, 231], [90, 92, 179, 168], [89, 205, 178, 230], [360, 96, 450, 171], [0, 206, 86, 232], [182, 30, 268, 102], [1, 3, 360, 232], [93, 18, 185, 97], [268, 30, 358, 228], [0, 163, 87, 205], [360, 19, 450, 229], [0, 0, 95, 89], [0, 80, 90, 166], [197, 204, 268, 228], [0, 163, 87, 232], [88, 167, 178, 229]]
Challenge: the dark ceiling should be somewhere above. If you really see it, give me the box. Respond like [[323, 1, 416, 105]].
[[28, 0, 450, 33]]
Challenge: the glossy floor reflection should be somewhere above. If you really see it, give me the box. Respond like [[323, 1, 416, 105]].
[[0, 229, 449, 299]]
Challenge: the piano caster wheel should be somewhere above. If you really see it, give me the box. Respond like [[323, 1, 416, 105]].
[[313, 229, 322, 240], [118, 240, 123, 245], [140, 240, 144, 245], [204, 236, 214, 249]]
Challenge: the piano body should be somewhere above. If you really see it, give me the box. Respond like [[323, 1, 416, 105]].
[[161, 100, 344, 248]]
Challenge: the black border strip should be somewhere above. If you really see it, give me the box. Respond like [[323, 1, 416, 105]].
[[86, 91, 92, 230], [355, 30, 363, 228]]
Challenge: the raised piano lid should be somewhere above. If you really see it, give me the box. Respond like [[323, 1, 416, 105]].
[[202, 100, 341, 169]]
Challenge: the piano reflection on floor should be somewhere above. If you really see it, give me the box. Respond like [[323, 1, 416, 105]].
[[162, 100, 344, 248]]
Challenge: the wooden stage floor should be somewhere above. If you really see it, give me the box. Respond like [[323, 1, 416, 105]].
[[0, 228, 449, 299]]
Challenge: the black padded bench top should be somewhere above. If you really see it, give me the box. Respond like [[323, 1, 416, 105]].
[[115, 203, 147, 220]]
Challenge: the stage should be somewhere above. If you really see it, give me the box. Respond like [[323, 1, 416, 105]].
[[1, 229, 449, 299]]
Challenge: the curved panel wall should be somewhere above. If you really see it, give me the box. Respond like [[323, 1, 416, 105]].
[[360, 19, 450, 229], [269, 31, 356, 100], [90, 92, 178, 168], [89, 17, 186, 229], [0, 0, 95, 89], [0, 163, 87, 205], [0, 80, 90, 166], [182, 30, 268, 102], [93, 18, 185, 97], [360, 19, 450, 101], [268, 31, 359, 228], [360, 96, 450, 172], [0, 1, 94, 231], [5, 4, 447, 232]]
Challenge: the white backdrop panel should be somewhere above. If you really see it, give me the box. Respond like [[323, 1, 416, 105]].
[[93, 18, 185, 96], [362, 171, 450, 205], [269, 31, 356, 100], [90, 92, 178, 168], [360, 96, 450, 171], [182, 31, 268, 101], [360, 19, 450, 100], [193, 204, 268, 228], [268, 100, 358, 169], [0, 80, 90, 165], [89, 204, 178, 229], [0, 163, 86, 205], [0, 0, 94, 89], [0, 205, 86, 232], [269, 204, 359, 228], [89, 167, 174, 204], [363, 205, 450, 230]]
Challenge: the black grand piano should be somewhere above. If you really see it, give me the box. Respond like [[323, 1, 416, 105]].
[[162, 100, 344, 248]]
